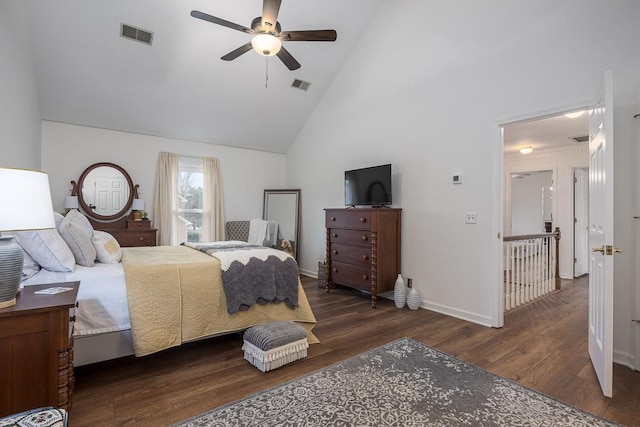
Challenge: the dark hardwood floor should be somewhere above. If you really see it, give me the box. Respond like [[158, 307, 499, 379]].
[[70, 275, 640, 426]]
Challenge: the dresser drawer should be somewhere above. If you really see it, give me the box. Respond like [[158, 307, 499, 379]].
[[110, 230, 157, 247], [326, 210, 371, 230], [329, 229, 372, 246], [330, 243, 371, 265], [126, 220, 151, 229], [330, 261, 372, 291]]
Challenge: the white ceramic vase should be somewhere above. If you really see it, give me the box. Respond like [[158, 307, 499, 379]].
[[394, 273, 406, 309], [407, 286, 421, 310]]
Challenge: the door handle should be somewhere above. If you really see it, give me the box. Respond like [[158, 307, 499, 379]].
[[606, 245, 622, 255], [593, 245, 623, 255]]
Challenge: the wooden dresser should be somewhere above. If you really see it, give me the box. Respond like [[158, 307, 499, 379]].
[[89, 216, 157, 247], [325, 208, 401, 307], [104, 220, 157, 247], [0, 281, 79, 417]]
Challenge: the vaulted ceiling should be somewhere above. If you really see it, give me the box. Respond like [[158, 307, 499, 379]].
[[25, 1, 589, 156], [25, 0, 382, 153]]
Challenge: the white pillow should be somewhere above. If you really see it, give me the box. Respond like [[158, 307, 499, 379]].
[[92, 230, 122, 263], [13, 229, 75, 273], [54, 211, 65, 228], [58, 209, 96, 267], [20, 247, 41, 281]]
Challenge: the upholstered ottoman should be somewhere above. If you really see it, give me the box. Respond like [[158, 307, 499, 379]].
[[242, 321, 308, 372], [0, 407, 67, 427]]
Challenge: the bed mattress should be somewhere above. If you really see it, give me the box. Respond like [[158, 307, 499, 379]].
[[21, 262, 130, 336]]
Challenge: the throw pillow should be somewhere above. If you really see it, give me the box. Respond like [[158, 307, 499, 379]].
[[13, 229, 75, 273], [58, 209, 96, 267], [92, 230, 122, 263], [20, 248, 41, 281], [0, 406, 67, 427]]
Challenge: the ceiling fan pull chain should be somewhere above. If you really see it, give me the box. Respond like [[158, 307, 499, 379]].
[[265, 57, 269, 88]]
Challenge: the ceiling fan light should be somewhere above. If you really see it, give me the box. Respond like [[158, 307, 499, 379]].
[[519, 146, 533, 154], [251, 33, 282, 56]]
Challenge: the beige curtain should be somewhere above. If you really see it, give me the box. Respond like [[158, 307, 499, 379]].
[[154, 152, 179, 246], [202, 156, 225, 241]]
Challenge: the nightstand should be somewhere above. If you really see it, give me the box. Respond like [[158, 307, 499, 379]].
[[0, 282, 79, 417]]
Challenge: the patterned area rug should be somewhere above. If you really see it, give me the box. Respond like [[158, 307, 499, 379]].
[[173, 338, 618, 426]]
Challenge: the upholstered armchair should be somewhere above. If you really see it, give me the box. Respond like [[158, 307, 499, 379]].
[[225, 220, 292, 254]]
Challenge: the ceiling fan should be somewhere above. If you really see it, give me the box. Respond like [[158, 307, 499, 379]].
[[191, 0, 337, 71]]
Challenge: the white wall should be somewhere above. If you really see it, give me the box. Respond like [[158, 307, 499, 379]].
[[41, 121, 287, 223], [510, 171, 553, 235], [0, 1, 42, 169], [505, 147, 588, 279], [287, 0, 639, 365]]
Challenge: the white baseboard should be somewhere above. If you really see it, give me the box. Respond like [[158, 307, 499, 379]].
[[300, 268, 317, 278], [420, 300, 494, 327], [613, 349, 638, 371]]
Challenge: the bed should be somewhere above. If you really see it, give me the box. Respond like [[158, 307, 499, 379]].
[[20, 232, 317, 366]]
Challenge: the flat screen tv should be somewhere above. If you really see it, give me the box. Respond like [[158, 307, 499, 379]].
[[345, 164, 392, 207]]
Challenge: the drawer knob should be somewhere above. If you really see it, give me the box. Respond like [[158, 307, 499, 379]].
[[362, 255, 369, 260], [332, 233, 338, 238], [361, 235, 368, 241], [333, 250, 338, 255], [362, 275, 369, 281], [360, 217, 367, 223], [333, 268, 339, 273], [331, 216, 336, 221], [139, 237, 144, 241]]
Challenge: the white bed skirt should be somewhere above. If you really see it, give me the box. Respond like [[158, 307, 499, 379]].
[[74, 330, 134, 366]]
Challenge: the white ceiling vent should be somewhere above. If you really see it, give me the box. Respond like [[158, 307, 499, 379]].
[[291, 79, 311, 91], [570, 135, 589, 143], [120, 23, 153, 46]]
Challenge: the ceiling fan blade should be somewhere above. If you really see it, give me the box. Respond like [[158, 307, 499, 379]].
[[221, 42, 253, 61], [262, 0, 282, 29], [279, 30, 337, 42], [191, 10, 253, 35], [276, 46, 301, 70]]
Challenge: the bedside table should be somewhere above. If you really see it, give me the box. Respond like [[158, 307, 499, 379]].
[[0, 282, 79, 417]]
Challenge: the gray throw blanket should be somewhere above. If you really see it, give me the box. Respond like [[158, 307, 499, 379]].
[[183, 241, 299, 314]]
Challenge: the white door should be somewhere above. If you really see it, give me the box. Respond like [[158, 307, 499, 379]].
[[94, 177, 127, 216], [574, 168, 589, 277], [588, 71, 615, 397]]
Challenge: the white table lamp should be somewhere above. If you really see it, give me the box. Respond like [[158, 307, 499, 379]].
[[0, 167, 55, 308], [63, 195, 79, 210]]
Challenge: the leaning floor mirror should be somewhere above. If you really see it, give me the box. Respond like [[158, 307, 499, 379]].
[[263, 189, 301, 260]]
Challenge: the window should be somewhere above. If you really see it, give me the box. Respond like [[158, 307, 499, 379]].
[[178, 157, 203, 243]]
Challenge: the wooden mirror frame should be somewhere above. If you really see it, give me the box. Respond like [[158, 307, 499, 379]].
[[263, 189, 301, 260], [72, 162, 135, 222]]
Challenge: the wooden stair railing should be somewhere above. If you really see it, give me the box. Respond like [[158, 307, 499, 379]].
[[503, 227, 560, 310]]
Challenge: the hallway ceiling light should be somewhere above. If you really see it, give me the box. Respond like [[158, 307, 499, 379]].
[[564, 110, 585, 119], [519, 146, 533, 154]]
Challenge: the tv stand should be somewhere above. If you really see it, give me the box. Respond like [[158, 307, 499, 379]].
[[325, 207, 402, 308]]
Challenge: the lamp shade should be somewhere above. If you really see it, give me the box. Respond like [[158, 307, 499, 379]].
[[131, 198, 145, 211], [251, 33, 282, 56], [0, 167, 55, 308], [0, 168, 55, 231], [63, 195, 79, 209]]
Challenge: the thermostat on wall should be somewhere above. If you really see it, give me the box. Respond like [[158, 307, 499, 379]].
[[452, 174, 462, 184]]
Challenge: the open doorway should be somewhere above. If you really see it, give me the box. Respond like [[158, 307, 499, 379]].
[[573, 167, 589, 277], [501, 110, 589, 316]]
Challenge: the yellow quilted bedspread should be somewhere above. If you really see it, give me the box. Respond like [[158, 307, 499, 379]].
[[122, 246, 317, 357]]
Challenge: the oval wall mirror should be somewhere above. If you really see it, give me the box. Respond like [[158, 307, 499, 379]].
[[75, 162, 134, 222], [263, 189, 301, 260]]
